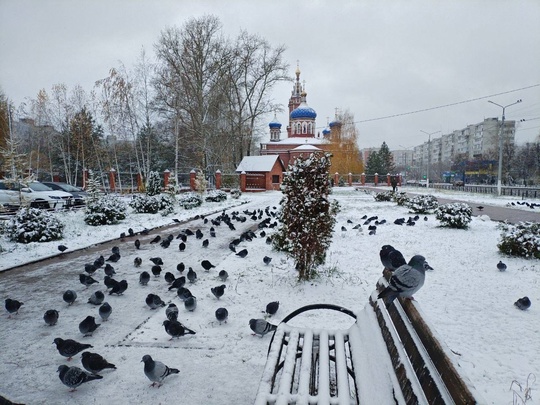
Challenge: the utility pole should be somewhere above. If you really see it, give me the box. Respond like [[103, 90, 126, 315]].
[[420, 130, 440, 188], [488, 99, 522, 196]]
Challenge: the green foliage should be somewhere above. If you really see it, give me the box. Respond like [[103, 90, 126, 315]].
[[146, 171, 162, 196], [178, 192, 203, 209], [205, 190, 227, 202], [365, 141, 395, 175], [273, 152, 339, 281], [85, 170, 102, 203], [393, 192, 409, 206], [407, 194, 439, 214], [84, 194, 127, 226], [230, 188, 242, 199], [435, 202, 472, 229], [2, 207, 64, 243], [129, 194, 175, 215], [497, 221, 540, 259], [374, 191, 394, 202]]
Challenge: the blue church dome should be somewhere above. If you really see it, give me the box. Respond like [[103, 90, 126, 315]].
[[329, 119, 340, 127], [269, 118, 282, 129], [290, 102, 317, 120], [322, 127, 331, 135]]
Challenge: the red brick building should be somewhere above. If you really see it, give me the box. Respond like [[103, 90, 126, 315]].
[[235, 155, 285, 191]]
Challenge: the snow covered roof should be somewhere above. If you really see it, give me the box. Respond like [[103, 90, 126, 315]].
[[235, 155, 283, 172], [292, 144, 322, 151], [266, 137, 329, 145]]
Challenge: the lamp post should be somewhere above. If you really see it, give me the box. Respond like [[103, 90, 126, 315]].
[[488, 99, 522, 196], [420, 130, 440, 188]]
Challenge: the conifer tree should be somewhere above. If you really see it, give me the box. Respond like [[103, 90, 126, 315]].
[[274, 152, 339, 280], [146, 171, 162, 196]]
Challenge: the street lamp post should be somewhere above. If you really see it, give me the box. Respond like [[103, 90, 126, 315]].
[[488, 99, 522, 196], [420, 130, 440, 188]]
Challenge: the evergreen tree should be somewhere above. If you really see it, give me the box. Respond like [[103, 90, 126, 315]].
[[365, 150, 382, 175], [378, 142, 396, 174], [85, 170, 102, 204], [273, 152, 339, 281], [146, 171, 162, 196]]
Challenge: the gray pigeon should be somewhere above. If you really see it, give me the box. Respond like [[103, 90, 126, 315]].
[[168, 276, 186, 291], [249, 318, 277, 337], [88, 291, 105, 306], [109, 279, 128, 295], [265, 301, 279, 316], [201, 260, 215, 272], [497, 261, 507, 272], [53, 338, 93, 360], [514, 296, 531, 310], [57, 365, 102, 391], [263, 256, 272, 265], [145, 294, 165, 310], [79, 316, 100, 337], [177, 287, 193, 301], [211, 284, 226, 299], [44, 309, 59, 326], [377, 255, 432, 307], [63, 290, 77, 306], [5, 298, 23, 317], [218, 270, 228, 282], [141, 354, 179, 387], [79, 274, 99, 288], [379, 245, 406, 271], [184, 296, 197, 312], [215, 307, 228, 324], [104, 263, 116, 277], [162, 320, 196, 340], [81, 351, 116, 374], [98, 302, 112, 321], [134, 257, 142, 267], [139, 271, 151, 286], [165, 303, 179, 321], [164, 272, 176, 284], [187, 268, 197, 283]]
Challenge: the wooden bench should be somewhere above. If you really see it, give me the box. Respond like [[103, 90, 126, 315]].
[[254, 277, 483, 405]]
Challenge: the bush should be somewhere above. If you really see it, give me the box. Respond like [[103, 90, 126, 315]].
[[146, 171, 162, 196], [407, 194, 439, 214], [393, 192, 409, 206], [435, 202, 472, 229], [374, 191, 394, 202], [205, 190, 227, 203], [230, 188, 242, 199], [497, 221, 540, 259], [2, 207, 64, 243], [129, 194, 175, 215], [178, 192, 203, 210], [84, 195, 127, 226]]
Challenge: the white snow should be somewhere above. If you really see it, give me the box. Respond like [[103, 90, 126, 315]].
[[0, 188, 539, 404]]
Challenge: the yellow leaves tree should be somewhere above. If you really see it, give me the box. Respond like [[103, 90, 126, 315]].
[[327, 109, 363, 176]]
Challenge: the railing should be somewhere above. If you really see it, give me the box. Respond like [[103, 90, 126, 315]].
[[426, 183, 540, 198]]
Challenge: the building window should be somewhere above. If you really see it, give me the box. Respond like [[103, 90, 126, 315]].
[[262, 144, 267, 150], [272, 175, 280, 183]]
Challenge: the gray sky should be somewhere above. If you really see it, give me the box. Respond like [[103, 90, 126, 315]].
[[1, 0, 539, 149]]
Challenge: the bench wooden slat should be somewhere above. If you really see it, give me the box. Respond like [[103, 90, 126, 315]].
[[317, 330, 331, 405], [276, 330, 301, 405], [296, 330, 314, 405], [334, 331, 352, 405]]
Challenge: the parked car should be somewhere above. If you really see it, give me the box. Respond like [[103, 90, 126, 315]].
[[41, 182, 87, 206], [0, 180, 73, 210], [419, 180, 428, 187]]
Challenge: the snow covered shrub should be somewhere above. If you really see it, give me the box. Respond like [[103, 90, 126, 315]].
[[230, 188, 242, 199], [393, 192, 409, 206], [407, 194, 439, 214], [435, 202, 472, 229], [205, 190, 227, 203], [129, 194, 175, 215], [274, 152, 340, 281], [194, 170, 207, 194], [178, 192, 203, 210], [85, 171, 102, 203], [146, 171, 162, 196], [2, 207, 64, 243], [374, 191, 394, 201], [84, 194, 127, 226], [497, 221, 540, 259]]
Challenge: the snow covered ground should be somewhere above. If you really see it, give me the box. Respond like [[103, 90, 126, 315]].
[[1, 187, 538, 405]]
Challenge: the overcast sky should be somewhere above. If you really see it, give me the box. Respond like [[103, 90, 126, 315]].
[[1, 0, 539, 149]]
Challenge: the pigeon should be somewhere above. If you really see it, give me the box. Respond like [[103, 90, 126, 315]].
[[134, 257, 142, 267], [81, 352, 116, 374], [141, 228, 150, 235], [160, 239, 171, 249], [477, 206, 484, 211], [104, 276, 118, 291], [93, 255, 105, 268], [377, 255, 432, 307], [141, 355, 180, 387], [88, 291, 105, 305], [63, 290, 77, 306], [5, 298, 23, 317], [120, 232, 126, 239], [151, 265, 162, 277], [177, 262, 185, 273], [211, 284, 226, 299], [150, 257, 164, 266], [184, 296, 197, 312], [236, 248, 248, 258], [84, 263, 98, 274], [218, 270, 229, 282], [150, 235, 161, 244], [109, 279, 128, 295], [44, 309, 59, 326], [265, 237, 273, 245], [106, 252, 120, 263], [79, 316, 100, 337], [228, 243, 236, 253], [128, 228, 134, 236], [196, 229, 204, 239], [341, 226, 347, 232], [58, 245, 68, 252], [177, 233, 187, 242], [179, 242, 186, 252], [79, 274, 99, 288], [263, 256, 272, 265], [514, 296, 531, 310], [202, 239, 209, 248], [135, 239, 141, 249], [201, 260, 216, 272], [112, 247, 120, 255], [215, 307, 229, 324], [164, 272, 176, 284], [177, 287, 193, 301], [497, 261, 507, 272], [98, 302, 112, 321], [379, 245, 406, 271], [104, 263, 116, 277], [168, 276, 186, 291], [146, 294, 166, 310], [184, 229, 194, 237], [57, 365, 102, 391], [165, 303, 179, 321], [265, 301, 279, 316], [139, 271, 151, 286], [249, 318, 277, 337], [187, 268, 197, 283], [163, 320, 196, 339], [53, 338, 93, 360]]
